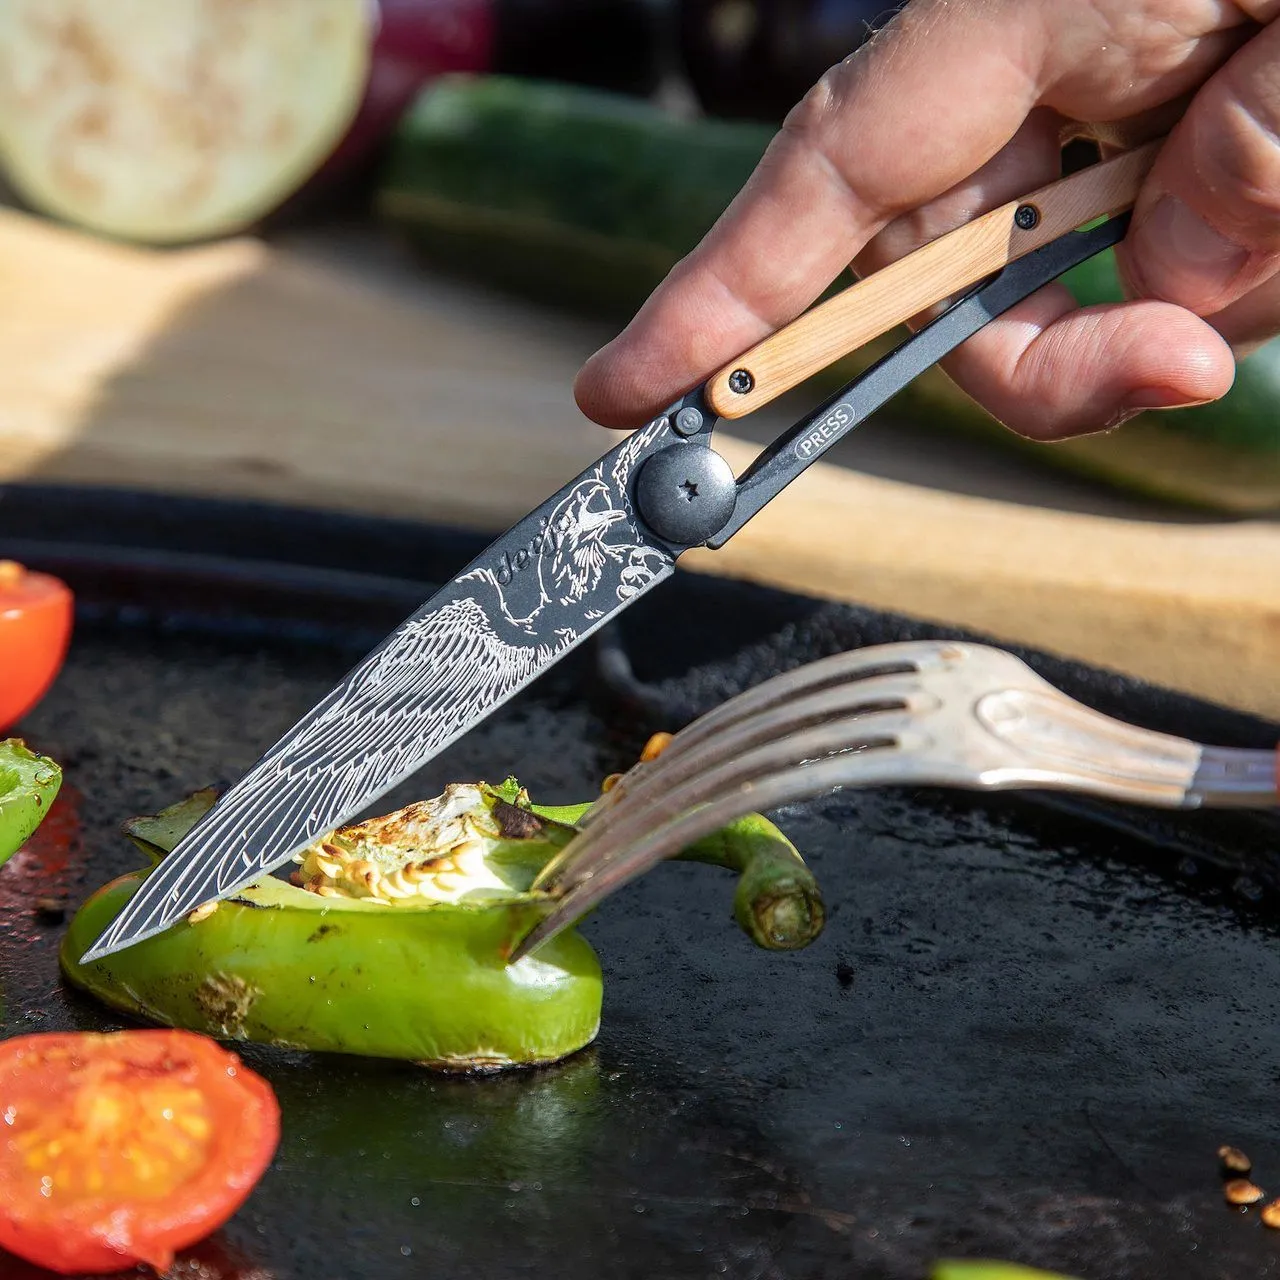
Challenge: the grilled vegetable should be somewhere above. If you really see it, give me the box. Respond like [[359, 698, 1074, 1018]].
[[0, 739, 62, 869], [0, 1029, 279, 1276], [0, 561, 73, 732], [378, 74, 1280, 512], [61, 769, 823, 1069]]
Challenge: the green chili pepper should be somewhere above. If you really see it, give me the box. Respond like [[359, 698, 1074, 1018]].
[[932, 1263, 1084, 1280], [0, 738, 62, 868], [61, 776, 824, 1070], [530, 795, 825, 951]]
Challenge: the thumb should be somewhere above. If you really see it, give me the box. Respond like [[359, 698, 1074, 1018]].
[[1119, 14, 1280, 317]]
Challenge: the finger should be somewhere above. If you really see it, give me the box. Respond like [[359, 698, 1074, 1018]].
[[933, 293, 1234, 440], [1119, 7, 1280, 317], [1208, 267, 1280, 353], [576, 1, 1044, 428], [851, 108, 1066, 312], [575, 0, 1249, 428]]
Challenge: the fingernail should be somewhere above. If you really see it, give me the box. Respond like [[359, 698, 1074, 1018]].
[[1132, 196, 1249, 308], [1126, 387, 1215, 411]]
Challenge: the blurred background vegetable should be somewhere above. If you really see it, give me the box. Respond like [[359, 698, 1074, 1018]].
[[678, 0, 907, 120], [0, 0, 664, 244], [0, 562, 72, 733]]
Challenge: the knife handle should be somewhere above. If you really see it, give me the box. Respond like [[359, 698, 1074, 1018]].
[[704, 138, 1163, 420]]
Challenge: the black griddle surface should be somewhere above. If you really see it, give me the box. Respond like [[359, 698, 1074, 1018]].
[[3, 485, 1280, 1280]]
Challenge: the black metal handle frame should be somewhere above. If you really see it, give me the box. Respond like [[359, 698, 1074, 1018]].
[[631, 214, 1132, 552]]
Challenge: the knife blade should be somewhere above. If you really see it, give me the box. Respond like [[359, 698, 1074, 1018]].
[[80, 416, 682, 961]]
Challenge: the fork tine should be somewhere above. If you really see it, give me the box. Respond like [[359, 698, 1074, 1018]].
[[586, 640, 947, 808], [577, 643, 954, 823], [534, 679, 935, 895], [572, 672, 935, 842], [529, 703, 921, 925], [510, 728, 932, 962]]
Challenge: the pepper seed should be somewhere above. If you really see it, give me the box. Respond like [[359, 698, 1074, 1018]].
[[1262, 1200, 1280, 1229], [1224, 1178, 1265, 1206], [1218, 1145, 1252, 1176], [33, 898, 64, 925]]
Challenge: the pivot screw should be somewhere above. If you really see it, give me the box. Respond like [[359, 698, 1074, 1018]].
[[1014, 204, 1040, 231], [635, 446, 737, 545], [674, 406, 704, 436], [728, 368, 755, 395]]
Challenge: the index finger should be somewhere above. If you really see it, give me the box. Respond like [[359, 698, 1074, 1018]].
[[574, 0, 1047, 427]]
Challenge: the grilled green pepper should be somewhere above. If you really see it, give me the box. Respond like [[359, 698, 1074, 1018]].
[[0, 738, 62, 868], [60, 775, 823, 1070]]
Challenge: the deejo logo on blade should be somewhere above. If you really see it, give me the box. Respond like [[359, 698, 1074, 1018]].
[[494, 514, 571, 585], [794, 403, 854, 461]]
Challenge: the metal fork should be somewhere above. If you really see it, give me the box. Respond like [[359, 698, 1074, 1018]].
[[509, 640, 1278, 961]]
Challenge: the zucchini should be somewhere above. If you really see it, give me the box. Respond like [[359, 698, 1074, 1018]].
[[377, 75, 1280, 512], [378, 74, 775, 318]]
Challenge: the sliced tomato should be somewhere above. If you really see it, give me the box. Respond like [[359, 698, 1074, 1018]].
[[0, 1029, 280, 1275], [0, 561, 74, 731]]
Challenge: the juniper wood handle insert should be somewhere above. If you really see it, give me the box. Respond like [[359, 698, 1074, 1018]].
[[705, 140, 1162, 420]]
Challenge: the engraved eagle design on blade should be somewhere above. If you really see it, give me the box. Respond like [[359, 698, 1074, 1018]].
[[84, 420, 675, 959]]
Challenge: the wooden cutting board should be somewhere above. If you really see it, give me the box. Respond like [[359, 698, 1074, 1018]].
[[1, 207, 1277, 723]]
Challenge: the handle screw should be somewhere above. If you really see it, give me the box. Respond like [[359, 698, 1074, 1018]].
[[728, 368, 755, 395], [1014, 204, 1040, 231]]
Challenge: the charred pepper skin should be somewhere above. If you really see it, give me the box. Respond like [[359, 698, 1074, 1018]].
[[0, 739, 62, 868], [60, 780, 824, 1069]]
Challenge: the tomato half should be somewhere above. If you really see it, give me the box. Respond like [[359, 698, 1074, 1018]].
[[0, 1029, 280, 1275], [0, 561, 74, 731]]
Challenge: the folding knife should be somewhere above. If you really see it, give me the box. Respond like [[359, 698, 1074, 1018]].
[[83, 136, 1163, 961]]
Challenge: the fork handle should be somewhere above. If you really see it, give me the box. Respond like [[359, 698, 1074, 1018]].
[[703, 140, 1162, 420], [1189, 746, 1280, 807]]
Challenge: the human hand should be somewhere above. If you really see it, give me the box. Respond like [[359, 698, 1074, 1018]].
[[575, 0, 1280, 440]]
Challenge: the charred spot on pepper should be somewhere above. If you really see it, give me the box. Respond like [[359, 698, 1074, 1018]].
[[493, 799, 547, 841], [194, 973, 260, 1038], [307, 923, 341, 944], [226, 893, 271, 911]]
